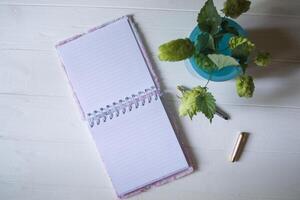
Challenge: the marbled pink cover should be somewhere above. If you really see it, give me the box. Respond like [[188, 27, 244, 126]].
[[56, 15, 194, 199]]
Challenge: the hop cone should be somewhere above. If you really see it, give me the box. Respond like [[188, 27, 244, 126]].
[[236, 75, 255, 98]]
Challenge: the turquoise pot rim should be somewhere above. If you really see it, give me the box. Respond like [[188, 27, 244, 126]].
[[186, 18, 246, 82]]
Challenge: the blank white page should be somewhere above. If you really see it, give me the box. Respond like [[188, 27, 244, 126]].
[[56, 17, 189, 197]]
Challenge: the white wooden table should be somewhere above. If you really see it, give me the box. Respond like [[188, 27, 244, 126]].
[[1, 0, 300, 199]]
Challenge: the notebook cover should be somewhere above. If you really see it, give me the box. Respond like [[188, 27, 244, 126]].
[[56, 15, 194, 199]]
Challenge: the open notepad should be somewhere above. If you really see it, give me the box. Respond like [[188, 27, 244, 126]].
[[56, 16, 193, 198]]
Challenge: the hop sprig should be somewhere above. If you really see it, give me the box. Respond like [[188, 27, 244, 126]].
[[178, 86, 216, 122]]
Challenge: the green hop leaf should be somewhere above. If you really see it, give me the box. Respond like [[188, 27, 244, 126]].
[[221, 19, 240, 36], [195, 53, 217, 72], [254, 51, 271, 67], [229, 36, 255, 61], [213, 19, 240, 49], [197, 0, 222, 35], [158, 38, 194, 61], [231, 46, 250, 62], [196, 32, 215, 53], [236, 75, 255, 98], [213, 33, 226, 50], [178, 87, 204, 119], [207, 54, 239, 69], [222, 0, 251, 19], [178, 86, 216, 121]]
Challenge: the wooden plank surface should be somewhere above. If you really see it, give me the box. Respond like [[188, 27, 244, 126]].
[[1, 0, 300, 199], [1, 0, 300, 17]]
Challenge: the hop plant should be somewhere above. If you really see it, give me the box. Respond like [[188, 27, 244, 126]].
[[156, 0, 271, 122], [236, 75, 255, 98]]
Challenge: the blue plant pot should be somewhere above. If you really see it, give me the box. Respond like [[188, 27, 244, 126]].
[[185, 18, 246, 82]]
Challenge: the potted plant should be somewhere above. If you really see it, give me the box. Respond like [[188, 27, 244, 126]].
[[158, 0, 271, 121]]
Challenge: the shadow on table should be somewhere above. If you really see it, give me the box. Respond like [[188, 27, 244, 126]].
[[244, 27, 300, 103], [164, 99, 200, 171], [247, 27, 300, 78]]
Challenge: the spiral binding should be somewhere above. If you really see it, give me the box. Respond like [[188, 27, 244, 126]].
[[87, 86, 160, 128]]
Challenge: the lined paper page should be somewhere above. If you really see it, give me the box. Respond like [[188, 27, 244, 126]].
[[56, 17, 189, 197], [92, 99, 188, 196], [57, 18, 155, 114]]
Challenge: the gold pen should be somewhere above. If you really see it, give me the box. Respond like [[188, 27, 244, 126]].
[[230, 132, 248, 162]]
